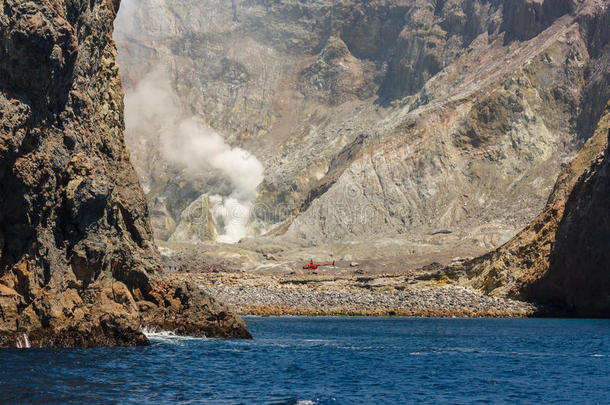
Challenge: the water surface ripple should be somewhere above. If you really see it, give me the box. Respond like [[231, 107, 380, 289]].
[[2, 317, 609, 404]]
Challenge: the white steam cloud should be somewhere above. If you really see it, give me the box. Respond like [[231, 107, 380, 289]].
[[124, 70, 264, 243], [161, 118, 262, 199]]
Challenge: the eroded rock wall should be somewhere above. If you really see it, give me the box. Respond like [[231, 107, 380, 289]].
[[530, 105, 610, 315], [0, 0, 249, 347], [464, 102, 610, 315]]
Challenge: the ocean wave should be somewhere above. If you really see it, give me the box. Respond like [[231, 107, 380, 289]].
[[142, 327, 206, 344]]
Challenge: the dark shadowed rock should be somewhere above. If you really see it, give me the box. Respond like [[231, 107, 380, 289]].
[[532, 114, 610, 315], [500, 0, 576, 43], [464, 102, 610, 316], [0, 0, 250, 347]]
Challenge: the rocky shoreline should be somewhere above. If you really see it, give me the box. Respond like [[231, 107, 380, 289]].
[[179, 273, 538, 318]]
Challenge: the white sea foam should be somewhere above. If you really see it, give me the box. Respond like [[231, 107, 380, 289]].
[[15, 333, 30, 349], [142, 327, 206, 344]]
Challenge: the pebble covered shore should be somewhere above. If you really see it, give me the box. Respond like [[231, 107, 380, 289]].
[[186, 274, 538, 317]]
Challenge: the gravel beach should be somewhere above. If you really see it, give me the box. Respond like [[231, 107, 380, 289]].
[[178, 273, 538, 317]]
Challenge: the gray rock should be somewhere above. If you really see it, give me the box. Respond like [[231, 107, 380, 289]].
[[116, 0, 608, 252]]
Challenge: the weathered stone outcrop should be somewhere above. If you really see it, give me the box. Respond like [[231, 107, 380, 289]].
[[136, 278, 250, 337], [464, 102, 610, 315], [300, 37, 375, 106], [530, 107, 610, 315], [169, 194, 218, 243], [500, 0, 576, 42], [0, 0, 250, 347]]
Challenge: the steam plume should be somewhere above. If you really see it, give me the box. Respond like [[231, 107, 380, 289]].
[[124, 70, 263, 242]]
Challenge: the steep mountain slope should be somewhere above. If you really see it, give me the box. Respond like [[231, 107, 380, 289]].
[[465, 102, 610, 315], [465, 102, 608, 294], [116, 0, 608, 257], [0, 0, 249, 347], [542, 118, 610, 315]]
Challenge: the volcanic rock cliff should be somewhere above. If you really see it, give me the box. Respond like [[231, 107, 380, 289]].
[[116, 0, 608, 262], [0, 0, 250, 347], [465, 102, 610, 316]]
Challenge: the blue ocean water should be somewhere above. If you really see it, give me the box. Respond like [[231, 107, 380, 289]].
[[1, 317, 610, 404]]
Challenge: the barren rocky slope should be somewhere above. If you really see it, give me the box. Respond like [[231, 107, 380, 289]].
[[117, 0, 608, 259], [464, 102, 610, 315], [0, 0, 249, 348], [159, 102, 610, 318]]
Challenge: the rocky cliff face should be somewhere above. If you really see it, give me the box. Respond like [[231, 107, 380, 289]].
[[464, 102, 610, 315], [116, 0, 608, 258], [0, 0, 250, 347], [542, 120, 610, 315]]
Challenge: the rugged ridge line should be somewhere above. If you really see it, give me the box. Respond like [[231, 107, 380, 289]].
[[0, 0, 250, 347]]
